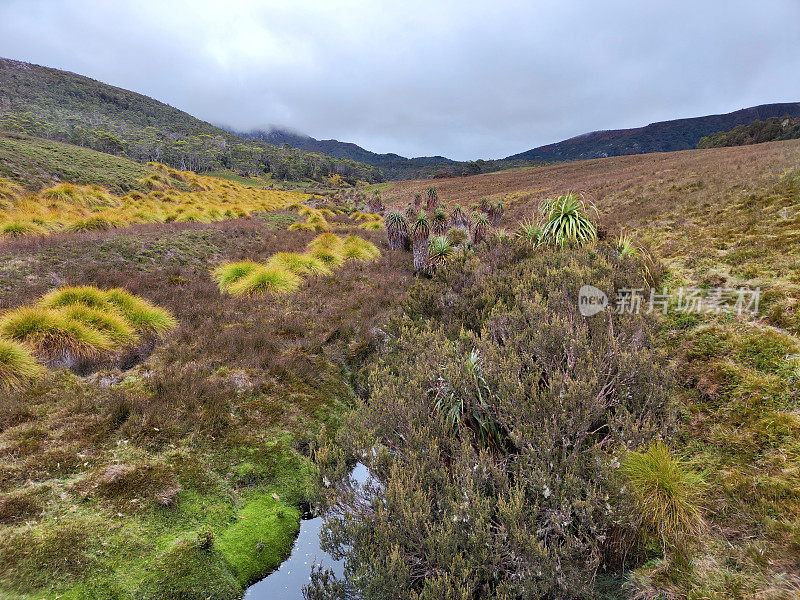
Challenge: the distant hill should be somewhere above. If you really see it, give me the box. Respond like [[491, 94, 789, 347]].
[[234, 128, 534, 180], [505, 102, 800, 162], [697, 115, 800, 149], [0, 57, 382, 184]]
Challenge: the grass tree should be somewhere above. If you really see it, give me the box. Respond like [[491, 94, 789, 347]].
[[411, 211, 431, 276], [384, 211, 410, 251], [539, 193, 597, 246]]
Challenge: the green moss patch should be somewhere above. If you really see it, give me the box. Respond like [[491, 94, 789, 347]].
[[217, 495, 301, 585]]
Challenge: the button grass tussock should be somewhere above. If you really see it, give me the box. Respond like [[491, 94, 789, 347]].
[[0, 163, 307, 239], [227, 266, 303, 297], [0, 337, 42, 390], [213, 233, 380, 297], [0, 286, 176, 384]]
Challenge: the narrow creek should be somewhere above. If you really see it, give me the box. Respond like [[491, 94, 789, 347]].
[[244, 463, 369, 599]]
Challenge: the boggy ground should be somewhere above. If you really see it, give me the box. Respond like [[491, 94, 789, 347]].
[[0, 212, 412, 599]]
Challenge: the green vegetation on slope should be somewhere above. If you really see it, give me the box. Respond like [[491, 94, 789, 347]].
[[0, 57, 383, 184], [697, 115, 800, 148], [0, 132, 166, 192]]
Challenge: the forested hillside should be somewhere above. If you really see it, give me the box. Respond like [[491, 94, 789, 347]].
[[0, 58, 382, 184], [697, 115, 800, 148], [237, 127, 534, 180]]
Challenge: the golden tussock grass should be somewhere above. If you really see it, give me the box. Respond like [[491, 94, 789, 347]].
[[0, 285, 177, 385], [0, 163, 308, 240], [214, 233, 380, 297]]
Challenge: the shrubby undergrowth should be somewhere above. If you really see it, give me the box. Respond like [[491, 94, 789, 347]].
[[312, 239, 678, 599]]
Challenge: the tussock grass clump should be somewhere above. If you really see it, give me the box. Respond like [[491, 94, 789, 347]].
[[69, 216, 117, 231], [211, 261, 263, 292], [0, 306, 114, 359], [104, 288, 178, 335], [58, 304, 138, 346], [214, 234, 379, 298], [0, 165, 307, 240], [306, 232, 344, 253], [308, 247, 345, 269], [0, 338, 41, 390], [227, 266, 301, 297], [341, 236, 381, 262], [289, 206, 331, 232], [622, 442, 706, 554], [0, 286, 176, 382], [1, 221, 46, 237], [40, 285, 112, 310], [266, 252, 332, 276]]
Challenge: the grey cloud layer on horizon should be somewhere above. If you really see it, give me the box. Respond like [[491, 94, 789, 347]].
[[0, 0, 799, 161]]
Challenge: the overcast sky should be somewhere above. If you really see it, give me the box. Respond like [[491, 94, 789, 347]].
[[1, 0, 799, 160]]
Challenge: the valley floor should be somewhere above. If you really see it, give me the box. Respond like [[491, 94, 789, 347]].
[[2, 138, 800, 598], [0, 214, 412, 599]]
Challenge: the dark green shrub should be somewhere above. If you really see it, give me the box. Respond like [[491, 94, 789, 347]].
[[314, 240, 675, 599]]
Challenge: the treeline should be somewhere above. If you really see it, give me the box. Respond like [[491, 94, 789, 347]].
[[0, 58, 382, 184], [697, 115, 800, 148], [0, 113, 383, 184]]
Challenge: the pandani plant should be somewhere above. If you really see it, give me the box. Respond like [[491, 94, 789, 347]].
[[515, 217, 543, 246], [449, 204, 469, 230], [411, 210, 431, 276], [431, 207, 448, 236], [384, 211, 410, 251], [427, 235, 454, 266], [426, 186, 439, 211], [538, 192, 597, 247], [469, 211, 490, 245]]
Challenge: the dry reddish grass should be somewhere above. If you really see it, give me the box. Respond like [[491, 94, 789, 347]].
[[383, 139, 800, 228]]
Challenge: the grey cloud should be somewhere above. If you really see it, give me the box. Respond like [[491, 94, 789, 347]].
[[1, 0, 798, 160]]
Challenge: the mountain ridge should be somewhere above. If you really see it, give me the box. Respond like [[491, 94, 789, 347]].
[[505, 102, 800, 162]]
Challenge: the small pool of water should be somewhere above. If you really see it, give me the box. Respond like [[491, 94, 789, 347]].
[[244, 463, 369, 600]]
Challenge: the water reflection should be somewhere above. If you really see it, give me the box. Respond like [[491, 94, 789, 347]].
[[244, 463, 369, 600]]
